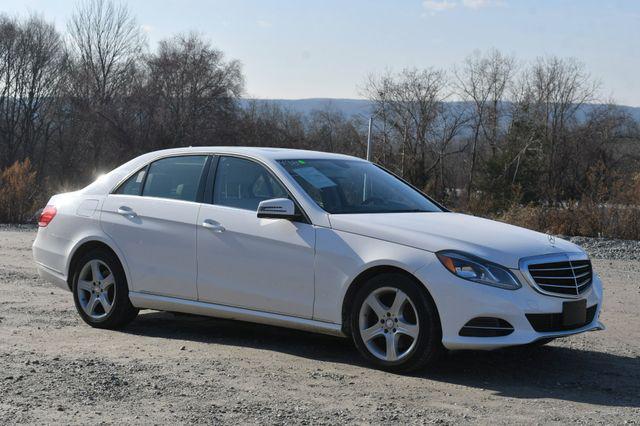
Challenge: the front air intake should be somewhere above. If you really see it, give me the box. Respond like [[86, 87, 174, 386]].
[[459, 317, 514, 337], [526, 304, 597, 332]]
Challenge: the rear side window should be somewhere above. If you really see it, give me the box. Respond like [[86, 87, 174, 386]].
[[142, 156, 207, 202], [115, 167, 147, 195], [213, 156, 289, 211]]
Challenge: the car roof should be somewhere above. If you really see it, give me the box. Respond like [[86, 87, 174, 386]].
[[80, 146, 367, 198], [145, 146, 365, 163]]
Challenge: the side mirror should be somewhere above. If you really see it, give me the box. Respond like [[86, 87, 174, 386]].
[[257, 198, 297, 220]]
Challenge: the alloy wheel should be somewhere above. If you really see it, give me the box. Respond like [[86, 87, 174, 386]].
[[358, 286, 420, 362], [76, 259, 116, 320]]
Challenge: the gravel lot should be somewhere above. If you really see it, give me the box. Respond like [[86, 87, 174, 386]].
[[1, 227, 639, 424]]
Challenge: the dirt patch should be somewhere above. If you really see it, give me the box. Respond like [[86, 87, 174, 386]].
[[1, 229, 639, 424]]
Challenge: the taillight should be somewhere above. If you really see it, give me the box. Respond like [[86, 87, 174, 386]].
[[38, 205, 57, 227]]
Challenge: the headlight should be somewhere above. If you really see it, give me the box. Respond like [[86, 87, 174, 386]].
[[436, 250, 521, 290]]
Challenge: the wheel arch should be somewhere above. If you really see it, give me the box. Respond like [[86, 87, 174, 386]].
[[340, 265, 441, 337], [66, 238, 130, 291]]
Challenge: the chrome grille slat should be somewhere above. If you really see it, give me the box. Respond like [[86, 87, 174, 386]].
[[573, 270, 591, 279], [530, 275, 580, 280], [529, 264, 589, 271], [577, 276, 592, 286], [532, 283, 579, 288], [523, 254, 593, 297]]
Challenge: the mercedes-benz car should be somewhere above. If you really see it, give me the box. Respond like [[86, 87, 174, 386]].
[[32, 147, 604, 371]]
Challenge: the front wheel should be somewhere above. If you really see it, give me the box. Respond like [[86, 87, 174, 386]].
[[350, 273, 443, 372], [72, 248, 138, 329]]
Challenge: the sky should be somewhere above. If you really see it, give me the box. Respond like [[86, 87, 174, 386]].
[[2, 0, 640, 106]]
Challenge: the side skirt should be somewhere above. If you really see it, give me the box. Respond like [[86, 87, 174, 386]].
[[129, 292, 346, 337]]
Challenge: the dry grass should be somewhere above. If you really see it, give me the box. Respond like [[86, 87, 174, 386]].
[[496, 202, 640, 240], [0, 159, 42, 223]]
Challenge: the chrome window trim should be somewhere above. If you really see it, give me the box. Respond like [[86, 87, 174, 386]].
[[519, 252, 592, 299], [210, 154, 312, 224], [110, 152, 212, 197], [110, 151, 312, 224]]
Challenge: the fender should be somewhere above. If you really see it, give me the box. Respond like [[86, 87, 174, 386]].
[[336, 258, 427, 316], [65, 232, 134, 291]]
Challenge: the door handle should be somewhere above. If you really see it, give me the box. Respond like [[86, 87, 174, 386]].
[[202, 219, 225, 233], [117, 206, 137, 217]]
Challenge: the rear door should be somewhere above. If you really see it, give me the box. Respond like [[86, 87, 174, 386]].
[[196, 155, 316, 318], [101, 155, 209, 300]]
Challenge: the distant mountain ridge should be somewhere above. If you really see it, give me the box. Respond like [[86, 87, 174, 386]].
[[241, 98, 640, 122]]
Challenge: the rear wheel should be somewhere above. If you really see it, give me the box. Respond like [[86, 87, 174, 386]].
[[350, 273, 443, 372], [72, 248, 138, 329]]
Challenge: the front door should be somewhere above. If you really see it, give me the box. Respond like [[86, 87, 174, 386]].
[[196, 155, 316, 318]]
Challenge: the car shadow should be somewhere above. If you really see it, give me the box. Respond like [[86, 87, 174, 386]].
[[123, 311, 639, 408]]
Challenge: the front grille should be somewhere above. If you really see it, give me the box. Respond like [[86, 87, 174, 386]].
[[526, 305, 597, 332], [459, 317, 514, 337], [527, 259, 593, 296]]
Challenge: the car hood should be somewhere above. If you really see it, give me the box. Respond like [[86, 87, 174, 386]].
[[328, 212, 583, 269]]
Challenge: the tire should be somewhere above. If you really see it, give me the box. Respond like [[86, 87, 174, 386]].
[[350, 272, 443, 372], [72, 248, 138, 329]]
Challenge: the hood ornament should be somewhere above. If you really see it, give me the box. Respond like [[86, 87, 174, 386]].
[[547, 233, 556, 246]]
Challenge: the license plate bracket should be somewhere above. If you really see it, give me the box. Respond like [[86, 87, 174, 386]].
[[562, 299, 587, 326]]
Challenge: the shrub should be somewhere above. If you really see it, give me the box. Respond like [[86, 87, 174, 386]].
[[496, 202, 640, 240], [0, 159, 41, 223]]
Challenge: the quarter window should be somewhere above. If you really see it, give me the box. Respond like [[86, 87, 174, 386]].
[[142, 156, 207, 202], [213, 156, 289, 211], [115, 167, 147, 195]]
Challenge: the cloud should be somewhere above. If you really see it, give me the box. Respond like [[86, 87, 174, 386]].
[[462, 0, 504, 9], [140, 24, 154, 34], [422, 0, 505, 14], [256, 20, 272, 28], [422, 0, 457, 12]]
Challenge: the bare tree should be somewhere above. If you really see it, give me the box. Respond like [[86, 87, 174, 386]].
[[511, 56, 598, 201], [0, 15, 65, 170], [364, 68, 448, 187], [454, 49, 516, 202], [146, 33, 243, 147], [67, 0, 144, 103], [66, 0, 144, 170]]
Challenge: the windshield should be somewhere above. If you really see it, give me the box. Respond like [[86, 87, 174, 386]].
[[278, 159, 442, 214]]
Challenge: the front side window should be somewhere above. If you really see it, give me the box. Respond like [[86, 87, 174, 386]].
[[142, 155, 207, 202], [213, 156, 289, 211], [278, 159, 442, 214]]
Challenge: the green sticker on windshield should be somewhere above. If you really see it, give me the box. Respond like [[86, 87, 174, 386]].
[[298, 160, 306, 165]]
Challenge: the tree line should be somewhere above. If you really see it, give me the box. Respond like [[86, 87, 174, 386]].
[[0, 0, 639, 237]]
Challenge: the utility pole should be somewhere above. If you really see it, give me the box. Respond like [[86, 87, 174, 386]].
[[366, 117, 373, 161]]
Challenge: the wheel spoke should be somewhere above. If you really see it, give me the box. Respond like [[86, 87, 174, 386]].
[[389, 290, 408, 317], [77, 280, 93, 292], [98, 293, 113, 314], [396, 319, 419, 339], [361, 324, 383, 343], [364, 293, 387, 318], [90, 260, 103, 281], [385, 333, 399, 361], [102, 272, 115, 289], [85, 294, 99, 315]]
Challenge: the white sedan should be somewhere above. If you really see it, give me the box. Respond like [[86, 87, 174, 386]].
[[33, 147, 604, 371]]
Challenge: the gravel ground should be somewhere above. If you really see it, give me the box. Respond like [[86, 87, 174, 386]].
[[1, 228, 639, 424], [568, 236, 640, 261]]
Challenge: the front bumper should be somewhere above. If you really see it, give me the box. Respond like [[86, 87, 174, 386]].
[[414, 257, 604, 350]]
